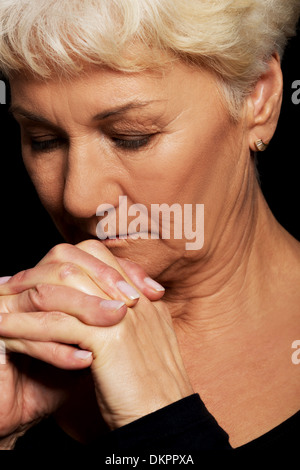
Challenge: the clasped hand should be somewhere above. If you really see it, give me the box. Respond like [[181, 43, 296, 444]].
[[0, 240, 193, 442]]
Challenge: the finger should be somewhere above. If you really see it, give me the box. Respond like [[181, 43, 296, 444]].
[[75, 240, 143, 303], [2, 284, 127, 326], [0, 242, 141, 306], [0, 263, 105, 297], [115, 257, 165, 300], [0, 312, 92, 349], [0, 337, 93, 370], [77, 241, 165, 299], [0, 259, 139, 306]]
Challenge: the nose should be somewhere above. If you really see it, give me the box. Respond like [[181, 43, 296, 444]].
[[63, 141, 121, 219]]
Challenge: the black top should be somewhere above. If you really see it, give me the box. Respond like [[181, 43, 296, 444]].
[[13, 394, 300, 457]]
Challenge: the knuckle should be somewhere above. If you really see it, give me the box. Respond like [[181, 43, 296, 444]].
[[51, 311, 67, 323], [39, 311, 66, 329], [47, 243, 73, 262], [37, 311, 50, 329], [125, 259, 145, 275], [58, 262, 82, 280], [50, 342, 61, 362], [77, 239, 105, 253], [91, 260, 121, 284], [11, 269, 30, 285], [27, 284, 54, 310], [78, 310, 90, 325], [116, 257, 146, 281], [100, 266, 122, 286]]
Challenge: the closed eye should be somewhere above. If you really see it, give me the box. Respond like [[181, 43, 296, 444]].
[[112, 135, 153, 150], [29, 134, 156, 153], [31, 137, 66, 153]]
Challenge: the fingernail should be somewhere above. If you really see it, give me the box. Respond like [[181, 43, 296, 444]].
[[100, 300, 126, 311], [116, 281, 140, 300], [143, 277, 165, 292], [0, 276, 11, 285], [73, 350, 93, 360]]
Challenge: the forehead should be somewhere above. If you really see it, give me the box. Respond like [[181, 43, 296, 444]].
[[8, 63, 230, 135], [9, 62, 219, 111]]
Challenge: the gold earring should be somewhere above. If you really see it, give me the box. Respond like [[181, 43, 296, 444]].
[[255, 139, 268, 152]]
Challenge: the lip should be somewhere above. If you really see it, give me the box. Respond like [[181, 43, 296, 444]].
[[103, 231, 148, 239], [100, 235, 132, 246], [99, 232, 156, 245], [103, 234, 130, 239]]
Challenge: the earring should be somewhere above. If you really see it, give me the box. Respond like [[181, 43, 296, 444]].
[[255, 139, 268, 152]]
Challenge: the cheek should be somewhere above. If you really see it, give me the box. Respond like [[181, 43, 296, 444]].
[[126, 116, 235, 207], [22, 152, 65, 215]]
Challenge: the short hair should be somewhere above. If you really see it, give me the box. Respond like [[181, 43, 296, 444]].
[[0, 0, 299, 119]]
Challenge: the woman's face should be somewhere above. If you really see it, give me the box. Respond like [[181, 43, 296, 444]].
[[10, 62, 250, 280]]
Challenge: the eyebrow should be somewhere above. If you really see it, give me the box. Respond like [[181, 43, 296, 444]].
[[9, 101, 161, 126]]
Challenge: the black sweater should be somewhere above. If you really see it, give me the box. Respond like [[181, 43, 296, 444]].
[[13, 394, 300, 458]]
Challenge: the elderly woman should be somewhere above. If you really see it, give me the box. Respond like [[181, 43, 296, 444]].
[[0, 0, 299, 455]]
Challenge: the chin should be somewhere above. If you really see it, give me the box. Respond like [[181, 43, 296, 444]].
[[106, 240, 175, 279], [59, 224, 182, 280]]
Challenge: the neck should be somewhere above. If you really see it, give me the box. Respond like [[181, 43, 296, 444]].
[[161, 184, 299, 338]]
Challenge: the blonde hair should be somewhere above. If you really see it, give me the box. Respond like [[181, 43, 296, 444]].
[[0, 0, 299, 118]]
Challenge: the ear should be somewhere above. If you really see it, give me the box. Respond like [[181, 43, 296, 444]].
[[246, 53, 283, 152]]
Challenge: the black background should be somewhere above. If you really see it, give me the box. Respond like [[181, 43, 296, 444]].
[[0, 28, 299, 277]]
